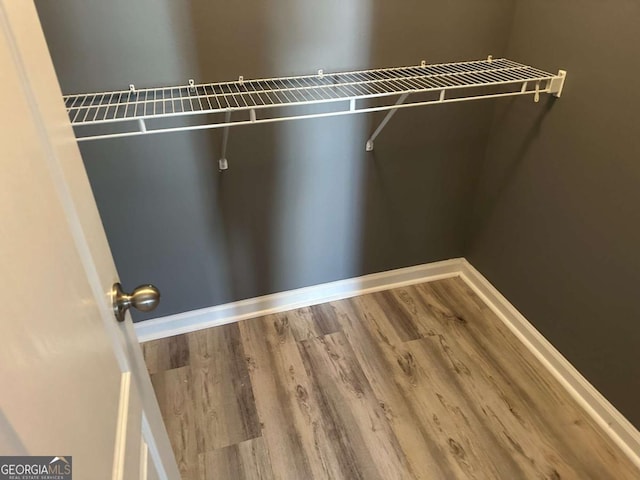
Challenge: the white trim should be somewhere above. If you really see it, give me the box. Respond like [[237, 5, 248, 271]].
[[139, 438, 149, 480], [141, 413, 168, 480], [112, 372, 132, 480], [134, 258, 464, 342], [458, 259, 640, 470]]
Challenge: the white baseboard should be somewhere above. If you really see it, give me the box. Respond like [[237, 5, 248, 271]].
[[135, 257, 640, 469], [134, 258, 464, 343], [458, 259, 640, 469]]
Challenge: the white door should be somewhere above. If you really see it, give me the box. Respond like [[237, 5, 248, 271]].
[[0, 2, 179, 479]]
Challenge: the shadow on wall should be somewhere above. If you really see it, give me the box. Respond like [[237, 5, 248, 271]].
[[357, 1, 518, 275], [185, 0, 373, 302], [467, 95, 557, 246]]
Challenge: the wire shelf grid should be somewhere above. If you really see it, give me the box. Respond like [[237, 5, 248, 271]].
[[63, 58, 564, 141]]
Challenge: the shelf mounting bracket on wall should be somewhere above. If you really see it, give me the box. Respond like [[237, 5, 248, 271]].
[[366, 92, 409, 152], [548, 69, 567, 98], [219, 110, 231, 171]]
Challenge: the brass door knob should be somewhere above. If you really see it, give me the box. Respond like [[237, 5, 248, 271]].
[[112, 282, 160, 322]]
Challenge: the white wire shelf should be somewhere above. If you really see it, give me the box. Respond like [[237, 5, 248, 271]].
[[63, 57, 566, 145]]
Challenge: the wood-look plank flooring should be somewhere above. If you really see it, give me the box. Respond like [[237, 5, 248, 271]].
[[143, 277, 639, 479]]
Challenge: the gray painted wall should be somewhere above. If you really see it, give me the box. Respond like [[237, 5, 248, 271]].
[[468, 0, 640, 427], [36, 0, 640, 431], [35, 0, 515, 320]]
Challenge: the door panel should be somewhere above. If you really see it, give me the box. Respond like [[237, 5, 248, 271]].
[[0, 1, 178, 478], [0, 11, 122, 474], [114, 373, 144, 480], [140, 438, 161, 480]]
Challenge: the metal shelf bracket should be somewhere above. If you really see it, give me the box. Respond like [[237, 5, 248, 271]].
[[219, 111, 231, 171], [549, 69, 567, 98], [366, 93, 410, 152]]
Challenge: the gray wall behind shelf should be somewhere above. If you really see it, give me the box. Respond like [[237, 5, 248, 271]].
[[36, 0, 640, 431], [35, 0, 515, 320], [467, 0, 640, 427]]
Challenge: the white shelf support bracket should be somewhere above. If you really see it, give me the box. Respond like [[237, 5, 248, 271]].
[[365, 93, 410, 152], [137, 119, 147, 133], [219, 111, 231, 171], [188, 79, 195, 92], [548, 69, 567, 98]]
